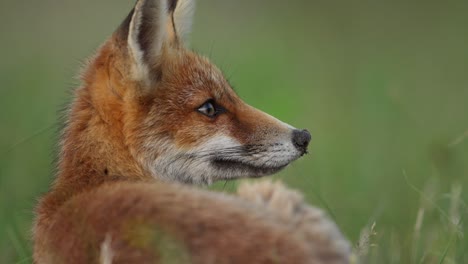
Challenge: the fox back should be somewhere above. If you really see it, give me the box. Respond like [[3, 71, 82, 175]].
[[33, 1, 350, 263]]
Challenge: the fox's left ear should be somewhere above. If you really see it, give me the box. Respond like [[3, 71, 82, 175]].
[[116, 0, 195, 85]]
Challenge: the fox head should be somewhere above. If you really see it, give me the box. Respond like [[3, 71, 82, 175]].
[[76, 0, 311, 184]]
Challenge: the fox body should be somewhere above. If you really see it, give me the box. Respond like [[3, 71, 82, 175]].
[[33, 0, 350, 263]]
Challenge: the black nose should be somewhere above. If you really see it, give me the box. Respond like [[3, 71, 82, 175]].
[[292, 129, 311, 152]]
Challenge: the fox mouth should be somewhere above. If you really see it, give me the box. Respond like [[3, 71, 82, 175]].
[[211, 158, 289, 178], [157, 142, 306, 184]]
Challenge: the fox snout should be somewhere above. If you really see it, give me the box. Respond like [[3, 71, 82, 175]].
[[292, 129, 312, 154], [144, 96, 312, 184]]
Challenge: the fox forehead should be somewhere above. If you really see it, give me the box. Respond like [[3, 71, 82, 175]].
[[159, 51, 239, 108]]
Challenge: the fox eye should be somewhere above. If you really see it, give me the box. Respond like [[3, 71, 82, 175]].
[[197, 100, 224, 118]]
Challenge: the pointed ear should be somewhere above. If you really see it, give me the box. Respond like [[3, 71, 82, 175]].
[[116, 0, 196, 85], [168, 0, 196, 44], [126, 0, 168, 83]]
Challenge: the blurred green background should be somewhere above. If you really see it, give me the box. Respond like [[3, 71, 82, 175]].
[[1, 0, 467, 263]]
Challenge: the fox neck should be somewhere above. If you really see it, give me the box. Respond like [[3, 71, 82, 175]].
[[54, 39, 149, 198]]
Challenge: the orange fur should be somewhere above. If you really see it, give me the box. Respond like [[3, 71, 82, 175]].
[[33, 0, 350, 263]]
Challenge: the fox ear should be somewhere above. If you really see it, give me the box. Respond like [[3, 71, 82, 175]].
[[169, 0, 196, 44], [126, 0, 168, 83], [118, 0, 195, 85]]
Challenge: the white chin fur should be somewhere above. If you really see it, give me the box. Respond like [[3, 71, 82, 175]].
[[148, 134, 301, 184]]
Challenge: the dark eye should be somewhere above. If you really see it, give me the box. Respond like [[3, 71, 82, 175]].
[[197, 100, 224, 118]]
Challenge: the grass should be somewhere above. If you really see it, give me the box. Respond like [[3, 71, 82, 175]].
[[1, 0, 467, 263]]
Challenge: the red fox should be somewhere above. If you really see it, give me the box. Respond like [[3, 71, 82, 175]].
[[33, 0, 351, 263]]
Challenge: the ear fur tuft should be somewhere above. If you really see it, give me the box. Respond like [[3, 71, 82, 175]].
[[172, 0, 196, 44], [122, 0, 195, 85], [127, 0, 168, 83]]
